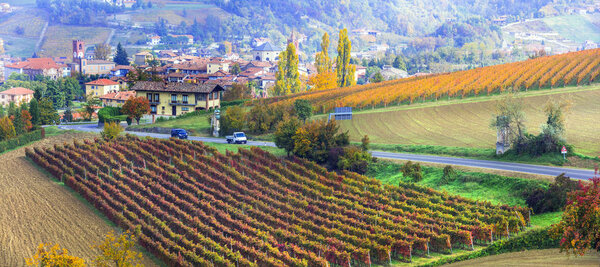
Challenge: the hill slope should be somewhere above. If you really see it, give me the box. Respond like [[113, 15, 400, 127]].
[[335, 85, 600, 156], [270, 48, 600, 112]]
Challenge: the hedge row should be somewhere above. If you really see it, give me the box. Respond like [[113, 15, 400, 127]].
[[0, 129, 44, 154], [419, 227, 560, 267]]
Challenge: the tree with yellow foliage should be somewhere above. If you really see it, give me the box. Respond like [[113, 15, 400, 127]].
[[25, 243, 85, 267], [309, 32, 337, 91], [274, 43, 302, 96], [94, 230, 142, 267], [336, 28, 356, 87]]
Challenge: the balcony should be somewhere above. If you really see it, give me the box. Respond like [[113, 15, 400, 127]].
[[170, 100, 195, 106]]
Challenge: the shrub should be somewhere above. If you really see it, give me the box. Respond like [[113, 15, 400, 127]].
[[440, 165, 457, 184], [0, 129, 43, 153], [101, 122, 123, 140], [336, 146, 373, 174], [98, 106, 122, 123], [524, 173, 578, 214], [401, 161, 423, 182]]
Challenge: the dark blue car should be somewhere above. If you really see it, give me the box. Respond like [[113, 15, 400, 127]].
[[171, 129, 188, 139]]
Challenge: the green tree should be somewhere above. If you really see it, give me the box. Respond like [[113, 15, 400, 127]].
[[273, 43, 301, 96], [360, 135, 370, 151], [274, 116, 301, 157], [370, 71, 384, 83], [336, 28, 355, 87], [12, 108, 25, 135], [230, 63, 241, 75], [39, 97, 60, 125], [246, 103, 274, 134], [81, 96, 101, 121], [114, 43, 129, 65], [491, 92, 527, 152], [219, 105, 246, 136], [29, 98, 41, 126], [293, 99, 312, 123], [401, 161, 423, 182], [393, 55, 407, 70]]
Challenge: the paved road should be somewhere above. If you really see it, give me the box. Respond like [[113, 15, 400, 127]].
[[58, 124, 597, 180]]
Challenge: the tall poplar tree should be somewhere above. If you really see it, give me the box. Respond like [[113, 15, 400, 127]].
[[274, 43, 301, 96], [336, 28, 355, 87], [309, 32, 337, 91], [315, 32, 331, 73]]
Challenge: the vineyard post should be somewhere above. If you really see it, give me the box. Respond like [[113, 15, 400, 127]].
[[367, 251, 371, 267], [388, 250, 391, 265], [143, 159, 146, 169], [427, 242, 429, 256], [506, 224, 510, 238], [84, 169, 87, 180]]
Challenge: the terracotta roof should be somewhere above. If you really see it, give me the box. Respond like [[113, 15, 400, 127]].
[[111, 65, 134, 71], [0, 87, 35, 95], [86, 79, 119, 86], [100, 91, 136, 101], [131, 81, 224, 93], [5, 58, 62, 70], [210, 70, 229, 77]]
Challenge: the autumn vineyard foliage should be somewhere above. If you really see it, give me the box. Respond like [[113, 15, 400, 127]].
[[268, 48, 600, 112], [27, 136, 530, 266]]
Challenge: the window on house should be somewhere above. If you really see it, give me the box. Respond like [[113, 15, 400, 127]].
[[209, 92, 213, 100], [147, 93, 152, 100], [171, 94, 177, 103], [197, 94, 206, 101], [151, 105, 157, 113], [154, 93, 159, 102], [182, 95, 188, 104], [182, 107, 189, 111]]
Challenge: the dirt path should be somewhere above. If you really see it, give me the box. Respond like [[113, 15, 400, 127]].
[[446, 249, 600, 266], [0, 133, 159, 266]]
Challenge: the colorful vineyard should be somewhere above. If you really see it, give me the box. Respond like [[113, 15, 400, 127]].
[[268, 48, 600, 112], [27, 137, 530, 266]]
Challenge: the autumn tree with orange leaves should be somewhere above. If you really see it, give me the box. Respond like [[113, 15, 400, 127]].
[[122, 97, 150, 125]]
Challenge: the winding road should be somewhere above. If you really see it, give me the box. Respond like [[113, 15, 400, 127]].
[[58, 123, 597, 180]]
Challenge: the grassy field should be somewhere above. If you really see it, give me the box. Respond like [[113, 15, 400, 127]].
[[129, 113, 212, 136], [542, 14, 600, 43], [0, 132, 158, 266], [335, 85, 600, 157], [446, 249, 600, 266], [0, 34, 37, 57], [366, 160, 549, 207], [40, 25, 112, 58]]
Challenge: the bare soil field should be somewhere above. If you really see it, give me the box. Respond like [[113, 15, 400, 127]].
[[446, 249, 600, 266], [0, 133, 158, 266]]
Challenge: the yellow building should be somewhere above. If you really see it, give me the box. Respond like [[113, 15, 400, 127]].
[[85, 79, 120, 97], [0, 87, 34, 106], [131, 81, 224, 116]]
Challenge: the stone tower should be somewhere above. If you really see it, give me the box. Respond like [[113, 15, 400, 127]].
[[73, 40, 85, 62]]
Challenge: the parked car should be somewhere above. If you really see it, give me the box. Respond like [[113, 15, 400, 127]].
[[171, 129, 188, 139], [226, 132, 247, 144]]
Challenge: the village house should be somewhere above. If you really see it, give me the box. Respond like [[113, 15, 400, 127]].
[[132, 81, 224, 116], [0, 87, 34, 106], [148, 36, 161, 46], [86, 78, 120, 97], [99, 90, 136, 107], [4, 58, 69, 80], [134, 51, 153, 66], [110, 65, 134, 77], [207, 60, 230, 74], [170, 35, 194, 45], [252, 42, 280, 62]]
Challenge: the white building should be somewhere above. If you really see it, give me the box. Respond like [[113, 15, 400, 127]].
[[252, 42, 280, 62]]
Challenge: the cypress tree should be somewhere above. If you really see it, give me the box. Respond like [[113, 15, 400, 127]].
[[29, 98, 40, 126], [114, 43, 129, 65]]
